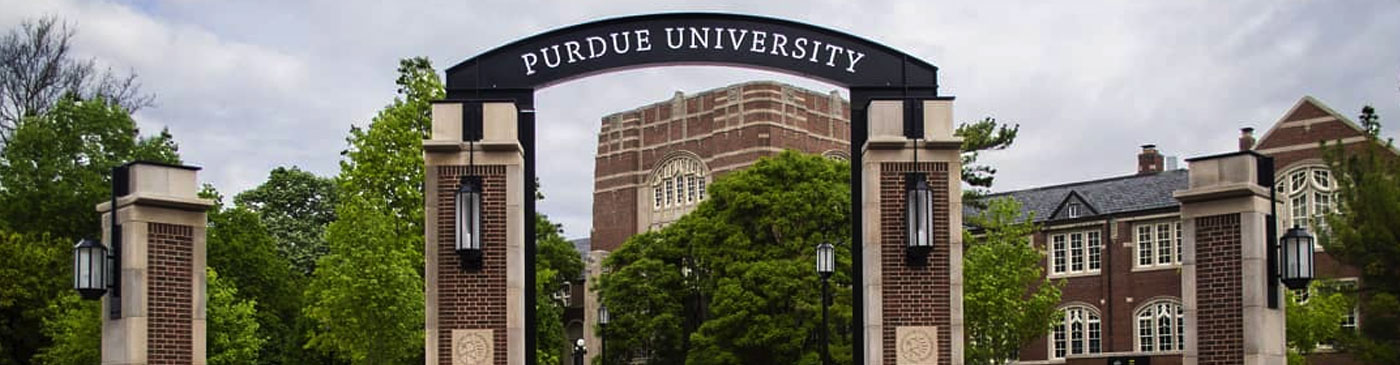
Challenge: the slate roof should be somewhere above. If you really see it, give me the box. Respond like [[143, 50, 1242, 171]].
[[568, 237, 590, 261], [964, 169, 1189, 224]]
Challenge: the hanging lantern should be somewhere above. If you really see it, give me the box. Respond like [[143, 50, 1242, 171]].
[[1280, 225, 1314, 290], [905, 172, 934, 264], [73, 238, 108, 300], [816, 242, 835, 279], [456, 175, 484, 271], [598, 304, 610, 326]]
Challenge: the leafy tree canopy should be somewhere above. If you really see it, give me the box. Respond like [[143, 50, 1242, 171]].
[[207, 267, 266, 365], [1320, 105, 1400, 363], [963, 197, 1062, 364], [234, 166, 338, 275], [598, 151, 853, 365]]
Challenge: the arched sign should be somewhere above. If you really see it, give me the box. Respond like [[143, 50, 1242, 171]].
[[445, 13, 939, 91]]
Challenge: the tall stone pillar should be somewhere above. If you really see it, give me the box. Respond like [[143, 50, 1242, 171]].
[[582, 250, 606, 365], [860, 99, 963, 364], [425, 101, 526, 365], [1174, 151, 1285, 365], [97, 162, 214, 365]]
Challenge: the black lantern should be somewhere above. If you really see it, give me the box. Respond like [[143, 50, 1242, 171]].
[[1280, 225, 1314, 290], [905, 172, 934, 263], [816, 242, 835, 279], [73, 238, 108, 300], [456, 175, 484, 271], [598, 304, 609, 325]]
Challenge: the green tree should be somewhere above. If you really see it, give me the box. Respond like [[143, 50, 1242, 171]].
[[1284, 280, 1354, 364], [535, 209, 584, 363], [598, 151, 852, 364], [1321, 105, 1400, 363], [30, 294, 98, 365], [200, 186, 311, 365], [0, 95, 178, 364], [234, 166, 338, 275], [963, 197, 1062, 364], [956, 117, 1019, 207], [304, 57, 440, 363], [0, 231, 77, 365], [207, 267, 266, 365], [304, 197, 424, 364]]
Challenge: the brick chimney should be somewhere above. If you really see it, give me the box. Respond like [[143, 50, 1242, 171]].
[[1138, 144, 1164, 174], [1239, 127, 1256, 151]]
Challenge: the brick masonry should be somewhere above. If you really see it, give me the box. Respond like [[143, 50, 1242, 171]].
[[880, 162, 951, 365], [148, 223, 194, 365], [1193, 214, 1243, 364], [436, 165, 508, 365], [591, 81, 850, 252]]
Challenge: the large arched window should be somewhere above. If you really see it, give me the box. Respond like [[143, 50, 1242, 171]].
[[1136, 299, 1184, 352], [1051, 305, 1101, 358], [650, 154, 708, 211], [1275, 165, 1335, 231]]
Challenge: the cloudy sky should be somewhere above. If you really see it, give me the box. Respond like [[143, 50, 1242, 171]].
[[3, 1, 1397, 239]]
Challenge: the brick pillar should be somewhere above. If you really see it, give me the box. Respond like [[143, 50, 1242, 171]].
[[425, 101, 526, 365], [97, 162, 214, 365], [1174, 151, 1285, 365], [860, 99, 962, 364]]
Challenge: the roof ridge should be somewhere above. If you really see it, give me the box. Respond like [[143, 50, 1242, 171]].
[[983, 168, 1187, 197]]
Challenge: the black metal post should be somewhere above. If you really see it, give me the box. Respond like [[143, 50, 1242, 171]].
[[600, 325, 606, 365], [821, 275, 831, 365]]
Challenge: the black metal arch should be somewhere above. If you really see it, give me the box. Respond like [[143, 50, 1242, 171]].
[[443, 13, 948, 365], [445, 12, 938, 93]]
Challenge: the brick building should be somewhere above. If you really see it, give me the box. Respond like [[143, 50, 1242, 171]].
[[579, 81, 850, 364], [988, 96, 1388, 364], [579, 85, 1386, 364]]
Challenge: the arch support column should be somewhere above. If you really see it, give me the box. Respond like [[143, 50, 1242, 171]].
[[426, 101, 527, 365], [96, 162, 214, 365], [1174, 151, 1284, 365], [859, 99, 962, 365]]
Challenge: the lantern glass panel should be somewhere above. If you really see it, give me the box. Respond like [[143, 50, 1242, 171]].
[[599, 305, 610, 324], [73, 239, 107, 299], [816, 243, 834, 275], [906, 174, 933, 248], [456, 177, 483, 252]]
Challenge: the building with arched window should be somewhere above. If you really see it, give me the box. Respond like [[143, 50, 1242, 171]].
[[579, 81, 850, 364], [965, 96, 1392, 364]]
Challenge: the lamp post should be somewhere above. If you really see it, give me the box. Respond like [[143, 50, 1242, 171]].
[[816, 242, 834, 365], [572, 338, 587, 365], [456, 175, 484, 271], [598, 304, 609, 364], [1279, 225, 1315, 290]]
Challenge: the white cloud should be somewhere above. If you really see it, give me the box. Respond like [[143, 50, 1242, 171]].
[[3, 0, 1396, 238]]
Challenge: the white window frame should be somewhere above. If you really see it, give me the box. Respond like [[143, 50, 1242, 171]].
[[650, 156, 709, 212], [1048, 229, 1101, 277], [1067, 203, 1081, 218], [1050, 305, 1102, 359], [1276, 165, 1336, 234], [1135, 299, 1185, 353], [1134, 220, 1182, 269]]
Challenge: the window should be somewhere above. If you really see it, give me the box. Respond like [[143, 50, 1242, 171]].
[[1135, 221, 1181, 268], [1337, 280, 1359, 330], [1052, 305, 1102, 359], [1067, 203, 1081, 218], [1136, 300, 1184, 352], [1277, 166, 1335, 232], [651, 155, 708, 212], [1050, 230, 1101, 275]]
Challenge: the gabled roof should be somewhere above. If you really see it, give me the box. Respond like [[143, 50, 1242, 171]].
[[964, 169, 1188, 224], [1256, 96, 1368, 150], [1048, 190, 1099, 220]]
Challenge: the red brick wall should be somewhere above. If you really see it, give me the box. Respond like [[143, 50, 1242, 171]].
[[436, 165, 508, 365], [880, 162, 951, 364], [1193, 214, 1243, 364], [590, 82, 850, 252], [148, 223, 194, 365]]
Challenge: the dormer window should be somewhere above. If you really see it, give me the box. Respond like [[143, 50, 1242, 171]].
[[1067, 203, 1081, 218]]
